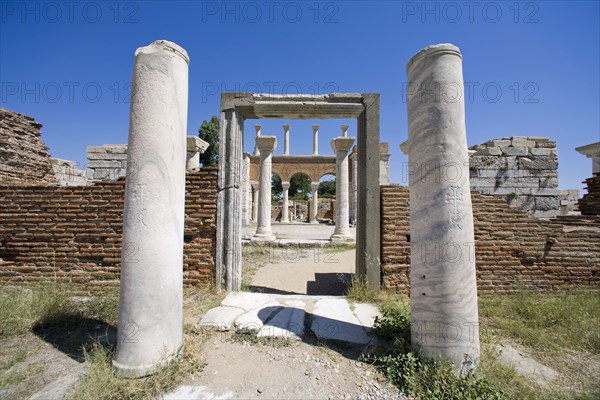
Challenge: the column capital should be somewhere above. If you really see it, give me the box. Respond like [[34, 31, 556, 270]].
[[281, 181, 290, 190], [312, 125, 320, 132], [311, 181, 320, 190], [282, 124, 290, 131], [254, 125, 262, 135], [331, 137, 355, 154], [186, 136, 209, 154], [256, 136, 277, 152]]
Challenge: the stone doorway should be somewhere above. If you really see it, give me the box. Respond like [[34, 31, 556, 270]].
[[216, 93, 381, 292]]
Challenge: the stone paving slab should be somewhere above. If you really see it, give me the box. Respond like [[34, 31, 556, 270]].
[[220, 292, 275, 311], [257, 300, 306, 340], [234, 301, 283, 331], [199, 306, 245, 331], [200, 294, 380, 346], [310, 298, 374, 345], [495, 343, 559, 386], [353, 303, 381, 328]]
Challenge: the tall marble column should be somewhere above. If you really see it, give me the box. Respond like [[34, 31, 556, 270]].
[[241, 153, 251, 225], [406, 43, 480, 376], [113, 40, 188, 378], [281, 181, 290, 223], [283, 125, 290, 156], [253, 125, 261, 156], [330, 137, 355, 242], [252, 136, 277, 241], [310, 182, 320, 224], [251, 182, 259, 223], [312, 125, 319, 156], [349, 150, 357, 224]]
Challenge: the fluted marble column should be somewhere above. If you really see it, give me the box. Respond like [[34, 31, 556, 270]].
[[283, 125, 290, 156], [312, 125, 319, 156], [113, 40, 188, 378], [330, 137, 355, 242], [310, 182, 320, 224], [253, 136, 277, 241], [253, 125, 261, 156], [251, 182, 259, 223], [281, 181, 290, 223], [406, 43, 480, 376]]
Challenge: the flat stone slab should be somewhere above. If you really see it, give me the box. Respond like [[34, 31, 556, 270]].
[[310, 299, 374, 345], [495, 343, 559, 386], [257, 300, 306, 340], [221, 292, 275, 311], [163, 384, 234, 399], [352, 303, 381, 328], [234, 301, 283, 331], [199, 306, 245, 331]]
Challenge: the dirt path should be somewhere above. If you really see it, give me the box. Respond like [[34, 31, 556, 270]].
[[250, 248, 355, 295], [166, 336, 403, 400]]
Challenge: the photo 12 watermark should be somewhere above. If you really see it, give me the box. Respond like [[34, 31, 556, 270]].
[[400, 1, 540, 24], [1, 1, 140, 24], [200, 1, 340, 24]]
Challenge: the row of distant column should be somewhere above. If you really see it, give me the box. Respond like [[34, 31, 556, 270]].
[[253, 123, 342, 157], [252, 125, 354, 242]]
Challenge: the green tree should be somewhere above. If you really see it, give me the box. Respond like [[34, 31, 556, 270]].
[[318, 179, 336, 198], [198, 116, 220, 166], [272, 173, 283, 200], [289, 173, 312, 201]]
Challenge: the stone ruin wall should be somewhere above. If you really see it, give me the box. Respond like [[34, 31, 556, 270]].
[[579, 174, 600, 216], [469, 136, 579, 218], [0, 168, 218, 294], [0, 108, 57, 186], [381, 185, 600, 293]]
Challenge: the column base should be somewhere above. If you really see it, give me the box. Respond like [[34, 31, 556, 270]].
[[310, 220, 319, 225], [113, 345, 183, 378], [330, 233, 355, 243], [252, 232, 276, 242]]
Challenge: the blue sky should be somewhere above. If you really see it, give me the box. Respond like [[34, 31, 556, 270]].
[[1, 1, 599, 190]]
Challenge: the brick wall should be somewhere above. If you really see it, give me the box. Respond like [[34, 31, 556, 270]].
[[579, 174, 600, 216], [0, 108, 57, 185], [0, 168, 218, 294], [381, 185, 600, 293]]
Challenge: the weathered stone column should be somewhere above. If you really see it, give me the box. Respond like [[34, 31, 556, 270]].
[[185, 136, 209, 171], [310, 181, 320, 224], [283, 125, 290, 156], [312, 125, 319, 156], [253, 136, 277, 241], [406, 43, 480, 376], [281, 180, 290, 223], [251, 182, 259, 223], [330, 137, 355, 241], [253, 125, 261, 156], [113, 40, 189, 378], [349, 150, 357, 223], [241, 153, 251, 225]]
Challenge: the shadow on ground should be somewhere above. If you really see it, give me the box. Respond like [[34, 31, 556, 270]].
[[32, 318, 117, 362]]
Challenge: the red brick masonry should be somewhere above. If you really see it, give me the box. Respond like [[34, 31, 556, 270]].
[[0, 168, 217, 294], [381, 185, 600, 293]]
